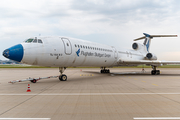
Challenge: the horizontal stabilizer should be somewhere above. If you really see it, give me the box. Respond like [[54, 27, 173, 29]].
[[134, 33, 177, 41]]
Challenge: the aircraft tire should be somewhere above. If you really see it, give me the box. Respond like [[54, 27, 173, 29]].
[[151, 70, 160, 75], [100, 69, 110, 73], [31, 79, 37, 83], [59, 74, 67, 81], [151, 70, 156, 75], [156, 70, 160, 75]]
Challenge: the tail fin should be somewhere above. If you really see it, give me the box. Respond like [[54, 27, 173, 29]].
[[134, 33, 177, 52]]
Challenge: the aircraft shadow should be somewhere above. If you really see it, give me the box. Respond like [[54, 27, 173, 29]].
[[82, 71, 180, 76], [18, 71, 180, 84]]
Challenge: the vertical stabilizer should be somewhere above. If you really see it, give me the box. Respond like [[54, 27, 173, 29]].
[[143, 33, 152, 52]]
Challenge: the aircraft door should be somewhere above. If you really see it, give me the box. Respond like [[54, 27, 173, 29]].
[[61, 38, 72, 55]]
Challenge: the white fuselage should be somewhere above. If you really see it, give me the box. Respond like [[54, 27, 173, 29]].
[[21, 36, 147, 67]]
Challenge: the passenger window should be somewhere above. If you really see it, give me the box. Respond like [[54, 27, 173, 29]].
[[75, 44, 77, 47], [80, 45, 82, 48], [38, 39, 43, 43]]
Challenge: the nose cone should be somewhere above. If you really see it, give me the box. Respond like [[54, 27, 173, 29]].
[[3, 44, 24, 62]]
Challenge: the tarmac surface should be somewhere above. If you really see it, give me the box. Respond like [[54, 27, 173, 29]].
[[0, 68, 180, 120]]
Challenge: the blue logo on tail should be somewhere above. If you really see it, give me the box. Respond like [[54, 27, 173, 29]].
[[146, 40, 150, 52], [76, 49, 80, 57]]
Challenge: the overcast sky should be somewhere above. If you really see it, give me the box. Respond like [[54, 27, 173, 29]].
[[1, 0, 180, 60]]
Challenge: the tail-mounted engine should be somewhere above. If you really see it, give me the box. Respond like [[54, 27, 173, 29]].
[[146, 53, 157, 60], [132, 42, 144, 50]]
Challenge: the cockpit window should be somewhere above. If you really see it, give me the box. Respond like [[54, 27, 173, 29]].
[[38, 39, 43, 43], [33, 39, 37, 43], [25, 38, 34, 43], [24, 38, 43, 43]]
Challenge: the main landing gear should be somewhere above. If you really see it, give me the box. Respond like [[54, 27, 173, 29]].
[[151, 66, 160, 75], [100, 67, 110, 73], [59, 67, 67, 81]]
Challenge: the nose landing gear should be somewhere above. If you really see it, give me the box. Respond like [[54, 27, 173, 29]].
[[59, 67, 67, 81]]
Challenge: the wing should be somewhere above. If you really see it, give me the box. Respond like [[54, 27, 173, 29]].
[[117, 59, 180, 66]]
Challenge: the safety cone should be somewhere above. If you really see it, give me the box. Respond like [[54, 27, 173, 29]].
[[26, 84, 31, 92]]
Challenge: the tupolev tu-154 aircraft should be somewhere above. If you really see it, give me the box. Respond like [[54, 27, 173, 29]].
[[3, 33, 180, 82]]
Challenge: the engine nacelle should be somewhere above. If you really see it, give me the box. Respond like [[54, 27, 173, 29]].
[[146, 53, 157, 60], [132, 42, 143, 50]]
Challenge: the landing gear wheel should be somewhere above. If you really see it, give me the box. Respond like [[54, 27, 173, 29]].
[[151, 70, 156, 75], [59, 74, 67, 81], [105, 70, 110, 73], [31, 79, 37, 83], [156, 70, 160, 75], [151, 66, 160, 75], [151, 70, 160, 75], [100, 69, 110, 73]]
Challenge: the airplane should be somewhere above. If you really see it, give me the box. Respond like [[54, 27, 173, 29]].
[[3, 33, 180, 83]]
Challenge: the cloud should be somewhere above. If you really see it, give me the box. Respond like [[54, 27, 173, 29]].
[[1, 0, 180, 60]]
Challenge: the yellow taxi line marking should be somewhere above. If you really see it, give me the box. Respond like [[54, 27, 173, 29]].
[[152, 84, 158, 86]]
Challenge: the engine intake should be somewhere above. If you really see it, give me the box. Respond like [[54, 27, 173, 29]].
[[132, 43, 143, 50], [146, 53, 157, 60]]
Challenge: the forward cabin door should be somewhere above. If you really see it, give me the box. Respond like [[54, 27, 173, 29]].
[[61, 38, 72, 55]]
